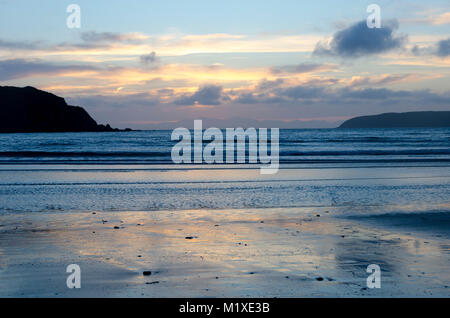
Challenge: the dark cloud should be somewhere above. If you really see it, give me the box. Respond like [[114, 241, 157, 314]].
[[140, 51, 158, 65], [256, 78, 285, 91], [271, 63, 336, 74], [174, 85, 224, 105], [333, 88, 450, 108], [0, 59, 97, 81], [231, 81, 450, 109], [234, 93, 260, 104], [68, 84, 450, 129], [339, 87, 412, 100], [436, 38, 450, 57], [314, 20, 406, 57], [411, 38, 450, 58], [279, 85, 325, 99]]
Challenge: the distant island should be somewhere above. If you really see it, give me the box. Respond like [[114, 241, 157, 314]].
[[339, 111, 450, 128], [0, 86, 131, 133]]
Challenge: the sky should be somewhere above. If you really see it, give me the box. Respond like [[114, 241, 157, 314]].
[[0, 0, 449, 128]]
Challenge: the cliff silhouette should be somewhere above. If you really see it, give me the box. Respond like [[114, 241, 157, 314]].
[[0, 86, 126, 133], [339, 111, 450, 128]]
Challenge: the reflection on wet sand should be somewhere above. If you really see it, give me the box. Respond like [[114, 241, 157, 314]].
[[0, 207, 449, 297]]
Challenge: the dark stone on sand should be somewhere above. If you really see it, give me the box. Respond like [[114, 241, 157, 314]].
[[316, 214, 321, 217], [185, 236, 196, 239], [145, 281, 159, 284], [143, 271, 152, 276], [316, 277, 324, 281], [249, 272, 255, 275], [113, 226, 120, 229]]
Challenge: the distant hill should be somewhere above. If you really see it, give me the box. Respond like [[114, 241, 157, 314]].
[[339, 111, 450, 128], [0, 86, 127, 133]]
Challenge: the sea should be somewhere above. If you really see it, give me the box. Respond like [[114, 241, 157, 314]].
[[0, 128, 449, 214]]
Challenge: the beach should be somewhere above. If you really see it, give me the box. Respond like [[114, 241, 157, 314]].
[[0, 163, 449, 297], [1, 206, 449, 297], [0, 129, 449, 297]]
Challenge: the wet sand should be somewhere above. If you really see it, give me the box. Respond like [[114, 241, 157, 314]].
[[0, 207, 449, 297]]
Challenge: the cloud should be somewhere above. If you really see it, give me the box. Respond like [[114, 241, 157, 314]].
[[403, 11, 450, 26], [0, 39, 41, 50], [339, 87, 413, 100], [436, 38, 450, 57], [140, 51, 158, 65], [314, 20, 406, 57], [80, 31, 148, 43], [411, 37, 450, 57], [279, 85, 325, 99], [68, 93, 160, 109], [0, 32, 320, 57], [174, 85, 224, 105], [431, 12, 450, 25], [348, 74, 417, 87], [270, 63, 336, 74], [0, 59, 97, 81], [63, 83, 450, 129], [256, 78, 285, 91], [230, 80, 450, 108], [234, 93, 261, 104]]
